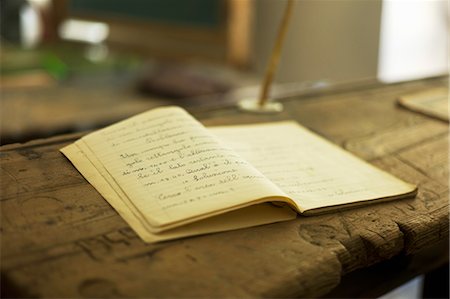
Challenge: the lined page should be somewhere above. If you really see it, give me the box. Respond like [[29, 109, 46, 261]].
[[61, 143, 296, 242], [61, 143, 155, 236], [81, 107, 286, 227], [210, 122, 416, 212]]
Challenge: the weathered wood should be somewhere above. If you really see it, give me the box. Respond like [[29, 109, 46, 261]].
[[324, 239, 449, 298], [1, 78, 448, 298]]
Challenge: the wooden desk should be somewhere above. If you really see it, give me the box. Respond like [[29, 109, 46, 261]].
[[1, 78, 448, 298]]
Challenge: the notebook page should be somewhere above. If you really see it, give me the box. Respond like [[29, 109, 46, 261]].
[[61, 143, 296, 243], [61, 143, 153, 237], [74, 140, 156, 231], [210, 122, 416, 212], [76, 138, 289, 233], [81, 107, 286, 227]]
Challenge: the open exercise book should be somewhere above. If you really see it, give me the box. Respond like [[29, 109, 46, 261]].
[[61, 106, 417, 243]]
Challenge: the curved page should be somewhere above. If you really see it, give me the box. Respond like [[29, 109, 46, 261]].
[[61, 144, 296, 242], [80, 107, 287, 228], [210, 122, 417, 212]]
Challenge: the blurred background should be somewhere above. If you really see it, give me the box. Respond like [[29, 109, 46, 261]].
[[0, 0, 448, 144]]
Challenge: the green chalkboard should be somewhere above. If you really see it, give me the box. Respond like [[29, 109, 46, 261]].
[[69, 0, 222, 28]]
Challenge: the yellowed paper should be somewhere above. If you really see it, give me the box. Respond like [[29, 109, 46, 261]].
[[398, 87, 449, 122], [60, 107, 416, 243], [210, 122, 417, 212], [73, 107, 288, 229], [61, 144, 296, 242]]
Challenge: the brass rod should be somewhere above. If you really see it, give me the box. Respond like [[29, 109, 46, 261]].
[[258, 0, 295, 107]]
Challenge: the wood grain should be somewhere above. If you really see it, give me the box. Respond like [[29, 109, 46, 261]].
[[1, 77, 448, 298]]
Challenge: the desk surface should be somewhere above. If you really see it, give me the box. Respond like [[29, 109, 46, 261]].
[[1, 78, 448, 298]]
